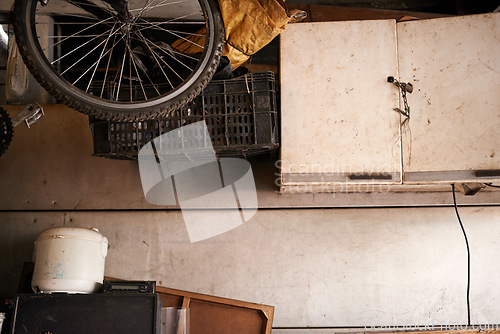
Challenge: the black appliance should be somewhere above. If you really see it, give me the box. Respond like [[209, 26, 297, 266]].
[[10, 292, 161, 334]]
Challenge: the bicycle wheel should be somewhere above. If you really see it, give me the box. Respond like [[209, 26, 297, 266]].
[[14, 0, 224, 121]]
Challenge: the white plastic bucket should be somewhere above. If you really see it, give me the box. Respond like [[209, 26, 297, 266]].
[[31, 227, 108, 294]]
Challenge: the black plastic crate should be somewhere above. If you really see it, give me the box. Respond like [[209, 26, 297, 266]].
[[90, 72, 279, 159]]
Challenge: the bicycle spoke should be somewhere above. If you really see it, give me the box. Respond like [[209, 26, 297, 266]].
[[71, 32, 125, 85], [97, 0, 117, 16], [130, 0, 191, 14], [130, 34, 200, 63], [128, 48, 132, 101], [133, 26, 205, 37], [66, 0, 116, 21], [159, 10, 203, 24], [136, 17, 204, 49], [133, 20, 204, 25], [134, 30, 174, 89], [132, 33, 185, 79], [69, 0, 114, 11], [34, 12, 102, 22], [17, 0, 223, 117], [121, 28, 161, 100], [47, 34, 108, 38], [101, 33, 118, 98], [133, 0, 156, 22], [59, 24, 123, 76], [47, 16, 114, 51], [51, 25, 115, 66], [115, 39, 129, 101], [132, 33, 195, 74], [126, 44, 150, 100], [131, 55, 162, 98], [168, 48, 200, 62], [85, 22, 118, 92], [162, 28, 204, 49]]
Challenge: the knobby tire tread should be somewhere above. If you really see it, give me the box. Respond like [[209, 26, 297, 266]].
[[13, 0, 224, 121]]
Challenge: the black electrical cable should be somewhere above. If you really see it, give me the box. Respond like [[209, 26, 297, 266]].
[[452, 184, 471, 326], [484, 183, 500, 189]]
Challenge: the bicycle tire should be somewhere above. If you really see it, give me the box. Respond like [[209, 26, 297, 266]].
[[14, 0, 224, 121]]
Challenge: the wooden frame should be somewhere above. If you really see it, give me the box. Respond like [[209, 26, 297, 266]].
[[156, 285, 274, 334], [105, 277, 274, 334], [272, 330, 500, 334]]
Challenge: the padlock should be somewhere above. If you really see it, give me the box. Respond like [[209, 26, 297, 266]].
[[405, 82, 414, 94]]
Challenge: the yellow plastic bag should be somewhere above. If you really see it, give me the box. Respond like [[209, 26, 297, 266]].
[[219, 0, 305, 69], [171, 0, 305, 70]]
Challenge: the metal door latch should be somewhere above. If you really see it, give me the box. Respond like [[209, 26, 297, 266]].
[[12, 104, 44, 128], [387, 76, 413, 118]]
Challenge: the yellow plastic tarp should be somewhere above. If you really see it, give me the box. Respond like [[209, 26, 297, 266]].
[[219, 0, 304, 69], [171, 0, 305, 69]]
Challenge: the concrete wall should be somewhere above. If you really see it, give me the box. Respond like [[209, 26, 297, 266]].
[[1, 105, 499, 329], [1, 207, 500, 328]]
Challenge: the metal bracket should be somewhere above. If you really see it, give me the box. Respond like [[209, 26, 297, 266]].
[[388, 76, 413, 119], [394, 107, 410, 118], [387, 76, 413, 93], [12, 104, 45, 128]]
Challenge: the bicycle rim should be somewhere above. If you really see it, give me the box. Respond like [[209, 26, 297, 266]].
[[14, 0, 223, 120]]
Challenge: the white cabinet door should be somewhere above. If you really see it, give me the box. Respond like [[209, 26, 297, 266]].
[[280, 20, 402, 191], [280, 14, 500, 193], [397, 13, 500, 183]]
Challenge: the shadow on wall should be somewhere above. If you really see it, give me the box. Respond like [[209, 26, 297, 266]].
[[0, 232, 36, 301]]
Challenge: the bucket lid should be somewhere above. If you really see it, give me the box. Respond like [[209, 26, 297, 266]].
[[35, 227, 107, 244]]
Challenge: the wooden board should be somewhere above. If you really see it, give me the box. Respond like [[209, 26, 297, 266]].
[[286, 4, 450, 23], [273, 330, 500, 334], [102, 280, 274, 334], [157, 286, 273, 334]]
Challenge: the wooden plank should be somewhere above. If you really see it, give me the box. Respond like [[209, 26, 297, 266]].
[[280, 182, 500, 193], [103, 278, 274, 334], [156, 285, 274, 334], [381, 331, 500, 334], [157, 285, 274, 313], [272, 330, 500, 334], [286, 4, 451, 22], [181, 296, 191, 308]]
